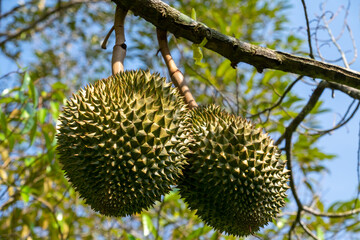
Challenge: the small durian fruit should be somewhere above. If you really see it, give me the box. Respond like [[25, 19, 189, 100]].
[[178, 105, 290, 236], [56, 70, 188, 217]]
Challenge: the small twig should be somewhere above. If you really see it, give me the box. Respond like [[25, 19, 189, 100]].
[[111, 6, 127, 75], [156, 28, 198, 109], [36, 196, 64, 240], [101, 25, 115, 49], [326, 82, 360, 100], [276, 81, 326, 145], [320, 3, 349, 68], [250, 76, 302, 118], [299, 221, 319, 240], [289, 209, 302, 240], [303, 206, 360, 218], [300, 0, 314, 59], [308, 100, 360, 136]]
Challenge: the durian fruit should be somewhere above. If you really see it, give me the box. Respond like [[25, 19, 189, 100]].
[[56, 70, 188, 217], [178, 105, 290, 236]]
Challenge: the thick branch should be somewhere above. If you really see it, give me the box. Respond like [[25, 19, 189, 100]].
[[113, 0, 360, 91]]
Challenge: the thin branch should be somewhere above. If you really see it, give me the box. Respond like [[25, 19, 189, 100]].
[[320, 3, 349, 68], [35, 196, 64, 240], [113, 0, 360, 91], [156, 28, 198, 108], [308, 100, 360, 136], [299, 221, 319, 240], [303, 206, 360, 218], [250, 76, 302, 118], [289, 209, 302, 240], [276, 81, 327, 145], [111, 6, 127, 75], [300, 0, 314, 59], [0, 1, 35, 20], [101, 25, 115, 49], [325, 82, 360, 100]]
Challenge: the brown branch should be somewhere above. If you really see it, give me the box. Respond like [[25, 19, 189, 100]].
[[111, 6, 127, 75], [299, 221, 319, 240], [300, 0, 314, 59], [156, 28, 198, 108], [276, 82, 327, 145], [303, 206, 360, 218], [326, 82, 360, 100], [113, 0, 360, 91], [101, 25, 115, 49], [0, 1, 34, 20]]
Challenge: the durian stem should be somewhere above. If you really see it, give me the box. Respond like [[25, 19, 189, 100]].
[[156, 28, 198, 109], [112, 6, 127, 75], [101, 26, 114, 50]]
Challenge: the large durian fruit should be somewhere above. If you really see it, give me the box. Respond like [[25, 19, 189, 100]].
[[56, 70, 188, 217], [178, 105, 290, 236]]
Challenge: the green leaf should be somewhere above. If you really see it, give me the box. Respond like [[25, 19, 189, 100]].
[[21, 186, 31, 203], [19, 72, 31, 103], [29, 113, 38, 146], [22, 109, 36, 134], [191, 8, 196, 21], [186, 226, 212, 240], [142, 213, 154, 237], [126, 234, 137, 240], [29, 80, 38, 108], [25, 157, 36, 167], [38, 108, 47, 124], [51, 82, 68, 90], [50, 101, 60, 120], [192, 38, 208, 65], [316, 226, 324, 240], [0, 107, 8, 135]]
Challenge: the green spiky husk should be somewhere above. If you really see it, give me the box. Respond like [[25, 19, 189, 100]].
[[178, 105, 290, 236], [56, 70, 188, 217]]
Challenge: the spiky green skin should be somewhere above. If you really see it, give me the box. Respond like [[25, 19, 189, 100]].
[[56, 70, 188, 217], [178, 105, 290, 236]]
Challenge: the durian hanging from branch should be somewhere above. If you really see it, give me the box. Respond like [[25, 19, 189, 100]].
[[56, 6, 189, 217], [177, 105, 290, 237], [56, 2, 289, 237]]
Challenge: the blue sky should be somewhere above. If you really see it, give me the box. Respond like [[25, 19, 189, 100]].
[[287, 0, 360, 206]]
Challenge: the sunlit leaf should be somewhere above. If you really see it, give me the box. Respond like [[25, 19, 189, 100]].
[[142, 213, 154, 237]]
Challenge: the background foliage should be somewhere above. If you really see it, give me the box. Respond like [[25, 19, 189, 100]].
[[0, 0, 359, 239]]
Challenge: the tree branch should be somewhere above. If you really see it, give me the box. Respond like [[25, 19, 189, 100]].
[[276, 82, 327, 145], [112, 0, 360, 90], [303, 206, 360, 218]]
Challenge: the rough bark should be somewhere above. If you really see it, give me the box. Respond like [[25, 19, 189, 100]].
[[112, 0, 360, 91]]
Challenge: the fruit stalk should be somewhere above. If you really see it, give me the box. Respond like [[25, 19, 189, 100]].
[[112, 6, 127, 74], [156, 28, 198, 109]]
